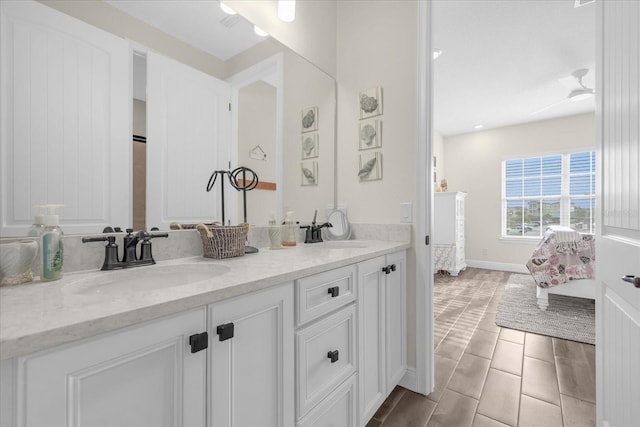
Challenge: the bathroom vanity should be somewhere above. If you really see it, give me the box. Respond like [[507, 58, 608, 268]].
[[0, 240, 408, 427]]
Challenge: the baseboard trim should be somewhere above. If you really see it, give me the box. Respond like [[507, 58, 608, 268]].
[[399, 367, 418, 392], [466, 260, 529, 274]]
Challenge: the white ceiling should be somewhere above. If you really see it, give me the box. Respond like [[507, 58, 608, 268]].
[[106, 0, 596, 137], [433, 0, 596, 136]]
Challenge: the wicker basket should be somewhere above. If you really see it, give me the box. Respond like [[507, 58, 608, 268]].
[[170, 222, 218, 230], [195, 223, 249, 259]]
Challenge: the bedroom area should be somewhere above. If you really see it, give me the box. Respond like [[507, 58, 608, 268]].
[[398, 1, 599, 425]]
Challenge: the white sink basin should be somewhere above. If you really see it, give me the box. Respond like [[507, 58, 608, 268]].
[[64, 263, 230, 296], [314, 241, 368, 249]]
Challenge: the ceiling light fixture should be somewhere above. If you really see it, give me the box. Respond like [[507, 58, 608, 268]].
[[254, 25, 268, 37], [219, 2, 236, 15], [474, 124, 483, 129], [433, 48, 442, 59], [278, 0, 296, 22]]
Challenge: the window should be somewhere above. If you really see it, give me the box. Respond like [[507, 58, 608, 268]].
[[503, 151, 596, 238]]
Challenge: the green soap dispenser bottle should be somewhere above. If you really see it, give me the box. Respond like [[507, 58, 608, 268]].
[[40, 204, 64, 282]]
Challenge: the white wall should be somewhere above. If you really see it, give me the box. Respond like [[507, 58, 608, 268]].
[[336, 0, 419, 368], [225, 0, 337, 77], [433, 131, 445, 190], [442, 113, 596, 269], [39, 0, 226, 78]]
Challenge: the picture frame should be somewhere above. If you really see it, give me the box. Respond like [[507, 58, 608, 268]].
[[301, 133, 319, 159], [359, 86, 383, 119], [301, 160, 318, 186], [358, 151, 382, 181], [301, 106, 318, 133], [358, 119, 382, 150]]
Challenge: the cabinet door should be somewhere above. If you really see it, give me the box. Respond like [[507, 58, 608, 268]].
[[17, 308, 207, 427], [385, 251, 406, 394], [357, 256, 386, 426], [208, 283, 294, 427]]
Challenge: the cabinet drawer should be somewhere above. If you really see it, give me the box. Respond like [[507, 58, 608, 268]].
[[296, 304, 356, 418], [296, 265, 356, 325], [297, 375, 356, 427]]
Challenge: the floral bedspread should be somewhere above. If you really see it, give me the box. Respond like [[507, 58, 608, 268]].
[[526, 228, 595, 288]]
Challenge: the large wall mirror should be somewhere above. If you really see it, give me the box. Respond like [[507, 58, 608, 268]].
[[0, 0, 336, 237]]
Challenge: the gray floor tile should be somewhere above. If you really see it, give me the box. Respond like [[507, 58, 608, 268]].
[[521, 356, 560, 405], [373, 386, 406, 422], [524, 333, 555, 363], [553, 338, 588, 362], [381, 390, 437, 427], [477, 369, 521, 426], [466, 329, 499, 359], [426, 389, 478, 427], [518, 395, 563, 427], [426, 355, 458, 403], [555, 356, 596, 403], [435, 329, 472, 361], [490, 339, 523, 376], [476, 313, 501, 333], [499, 328, 525, 345], [560, 394, 596, 427], [472, 414, 511, 427], [447, 353, 491, 399]]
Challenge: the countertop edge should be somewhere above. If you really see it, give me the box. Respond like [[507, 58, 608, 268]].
[[1, 241, 410, 360]]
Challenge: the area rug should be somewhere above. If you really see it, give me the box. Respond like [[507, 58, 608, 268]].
[[495, 273, 595, 345]]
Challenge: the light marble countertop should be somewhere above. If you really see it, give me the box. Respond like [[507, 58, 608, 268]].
[[0, 240, 409, 360]]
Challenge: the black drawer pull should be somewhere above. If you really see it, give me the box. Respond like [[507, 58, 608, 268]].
[[328, 286, 340, 298], [217, 322, 234, 341], [189, 332, 208, 353], [327, 350, 339, 363]]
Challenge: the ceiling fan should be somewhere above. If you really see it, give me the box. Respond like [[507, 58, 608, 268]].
[[532, 68, 595, 114]]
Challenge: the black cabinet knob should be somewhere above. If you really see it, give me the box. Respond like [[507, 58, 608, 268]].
[[390, 264, 396, 272], [328, 286, 340, 298], [382, 266, 391, 275], [327, 350, 339, 363]]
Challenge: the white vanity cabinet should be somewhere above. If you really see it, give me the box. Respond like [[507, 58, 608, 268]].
[[6, 308, 208, 427], [295, 265, 358, 426], [208, 282, 294, 427], [357, 251, 407, 427]]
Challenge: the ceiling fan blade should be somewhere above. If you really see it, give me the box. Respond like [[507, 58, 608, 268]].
[[532, 97, 569, 115]]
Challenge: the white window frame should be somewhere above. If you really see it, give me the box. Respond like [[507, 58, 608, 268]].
[[501, 150, 596, 240]]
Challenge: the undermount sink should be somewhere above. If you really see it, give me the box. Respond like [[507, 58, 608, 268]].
[[64, 263, 230, 296], [314, 241, 368, 249]]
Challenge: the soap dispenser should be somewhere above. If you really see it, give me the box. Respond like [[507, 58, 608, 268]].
[[282, 211, 296, 246], [28, 205, 46, 237], [40, 204, 64, 282]]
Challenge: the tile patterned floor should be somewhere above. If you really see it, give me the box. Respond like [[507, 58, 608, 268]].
[[367, 268, 596, 427]]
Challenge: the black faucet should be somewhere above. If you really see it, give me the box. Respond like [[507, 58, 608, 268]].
[[82, 227, 168, 270], [300, 210, 333, 243]]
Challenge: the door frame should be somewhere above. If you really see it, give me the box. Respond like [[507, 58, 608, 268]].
[[415, 0, 435, 395]]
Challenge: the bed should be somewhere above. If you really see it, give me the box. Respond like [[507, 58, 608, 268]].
[[525, 226, 596, 310]]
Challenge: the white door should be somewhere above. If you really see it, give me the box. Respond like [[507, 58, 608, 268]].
[[207, 283, 294, 427], [595, 2, 640, 426], [17, 309, 207, 427], [146, 51, 231, 230], [0, 0, 130, 236]]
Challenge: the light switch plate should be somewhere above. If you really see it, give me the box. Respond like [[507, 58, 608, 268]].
[[400, 202, 412, 223]]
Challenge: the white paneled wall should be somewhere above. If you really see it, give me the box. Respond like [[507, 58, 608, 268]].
[[146, 51, 231, 229]]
